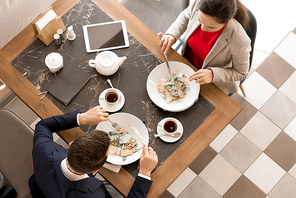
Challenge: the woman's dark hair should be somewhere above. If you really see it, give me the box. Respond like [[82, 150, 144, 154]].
[[67, 129, 110, 174], [198, 0, 249, 30]]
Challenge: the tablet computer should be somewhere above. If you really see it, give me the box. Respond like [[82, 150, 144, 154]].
[[83, 20, 129, 53]]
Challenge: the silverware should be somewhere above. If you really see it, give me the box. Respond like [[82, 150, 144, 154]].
[[109, 119, 121, 130], [164, 54, 172, 77], [129, 125, 145, 145], [154, 132, 181, 138], [107, 79, 114, 88]]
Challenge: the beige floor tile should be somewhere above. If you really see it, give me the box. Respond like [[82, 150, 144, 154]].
[[220, 133, 261, 173], [199, 154, 241, 196], [241, 112, 281, 151], [269, 174, 296, 198], [178, 176, 220, 198], [244, 153, 285, 194], [261, 91, 296, 129], [167, 168, 197, 197], [210, 124, 238, 153], [280, 71, 296, 104]]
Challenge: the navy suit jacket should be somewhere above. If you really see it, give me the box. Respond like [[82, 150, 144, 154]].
[[29, 111, 152, 198]]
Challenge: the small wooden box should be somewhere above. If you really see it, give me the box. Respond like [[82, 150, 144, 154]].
[[32, 7, 66, 46]]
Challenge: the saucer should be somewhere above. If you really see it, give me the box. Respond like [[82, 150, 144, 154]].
[[156, 117, 183, 143], [98, 88, 125, 112]]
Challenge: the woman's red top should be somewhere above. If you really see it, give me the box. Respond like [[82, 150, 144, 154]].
[[187, 24, 226, 69]]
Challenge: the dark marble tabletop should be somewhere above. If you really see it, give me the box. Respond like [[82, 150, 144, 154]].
[[11, 0, 215, 178]]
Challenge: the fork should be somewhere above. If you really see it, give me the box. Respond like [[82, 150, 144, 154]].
[[109, 119, 121, 130]]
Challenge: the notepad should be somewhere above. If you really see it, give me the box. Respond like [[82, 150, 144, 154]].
[[46, 66, 91, 105]]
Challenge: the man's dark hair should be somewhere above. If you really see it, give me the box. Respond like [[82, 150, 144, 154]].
[[67, 129, 110, 174]]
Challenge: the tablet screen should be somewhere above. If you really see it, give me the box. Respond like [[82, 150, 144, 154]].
[[83, 20, 129, 53]]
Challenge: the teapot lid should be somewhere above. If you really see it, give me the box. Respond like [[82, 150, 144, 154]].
[[99, 51, 115, 68], [45, 52, 63, 68]]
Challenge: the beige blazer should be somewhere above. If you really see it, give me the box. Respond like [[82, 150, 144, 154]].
[[166, 0, 251, 94]]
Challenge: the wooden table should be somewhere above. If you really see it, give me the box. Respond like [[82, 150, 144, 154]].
[[0, 0, 242, 197]]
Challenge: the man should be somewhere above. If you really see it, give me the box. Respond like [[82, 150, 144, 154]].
[[29, 106, 158, 198]]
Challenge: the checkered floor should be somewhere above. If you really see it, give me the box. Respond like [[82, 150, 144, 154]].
[[160, 28, 296, 198]]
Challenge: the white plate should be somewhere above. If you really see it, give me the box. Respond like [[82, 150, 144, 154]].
[[157, 117, 183, 143], [96, 113, 148, 165], [146, 61, 200, 112], [98, 88, 125, 112]]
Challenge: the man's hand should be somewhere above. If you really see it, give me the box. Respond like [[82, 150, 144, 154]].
[[78, 106, 109, 125], [139, 144, 158, 177], [157, 32, 176, 55], [188, 69, 213, 85]]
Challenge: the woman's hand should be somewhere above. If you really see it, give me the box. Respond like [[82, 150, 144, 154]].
[[157, 32, 176, 55], [189, 69, 213, 85], [78, 106, 109, 125]]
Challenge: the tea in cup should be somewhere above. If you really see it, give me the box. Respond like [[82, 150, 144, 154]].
[[159, 118, 179, 134], [104, 88, 120, 105]]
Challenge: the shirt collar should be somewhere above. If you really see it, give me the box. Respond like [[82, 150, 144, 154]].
[[60, 158, 89, 181]]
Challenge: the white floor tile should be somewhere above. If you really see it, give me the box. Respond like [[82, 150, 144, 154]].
[[288, 163, 296, 180], [274, 33, 296, 68], [284, 116, 296, 142], [210, 124, 238, 153], [251, 49, 269, 70], [244, 153, 285, 194], [167, 167, 197, 197], [241, 111, 281, 151], [199, 154, 241, 196], [238, 71, 276, 109], [280, 71, 296, 104]]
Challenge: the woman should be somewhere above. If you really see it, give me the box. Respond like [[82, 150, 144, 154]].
[[158, 0, 251, 94]]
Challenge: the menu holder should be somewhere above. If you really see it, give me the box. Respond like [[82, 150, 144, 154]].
[[46, 66, 91, 105], [32, 6, 66, 46]]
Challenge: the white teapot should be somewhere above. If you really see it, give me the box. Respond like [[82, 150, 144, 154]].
[[89, 51, 126, 76]]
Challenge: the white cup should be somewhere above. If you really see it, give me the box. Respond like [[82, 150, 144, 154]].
[[158, 118, 179, 134], [45, 52, 63, 73], [102, 88, 121, 105]]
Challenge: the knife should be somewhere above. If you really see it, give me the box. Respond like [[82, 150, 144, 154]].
[[129, 125, 145, 145]]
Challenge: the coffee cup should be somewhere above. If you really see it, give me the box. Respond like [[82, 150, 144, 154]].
[[103, 88, 121, 105], [159, 118, 179, 134]]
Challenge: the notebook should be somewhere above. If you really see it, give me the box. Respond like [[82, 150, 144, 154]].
[[46, 66, 91, 105]]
